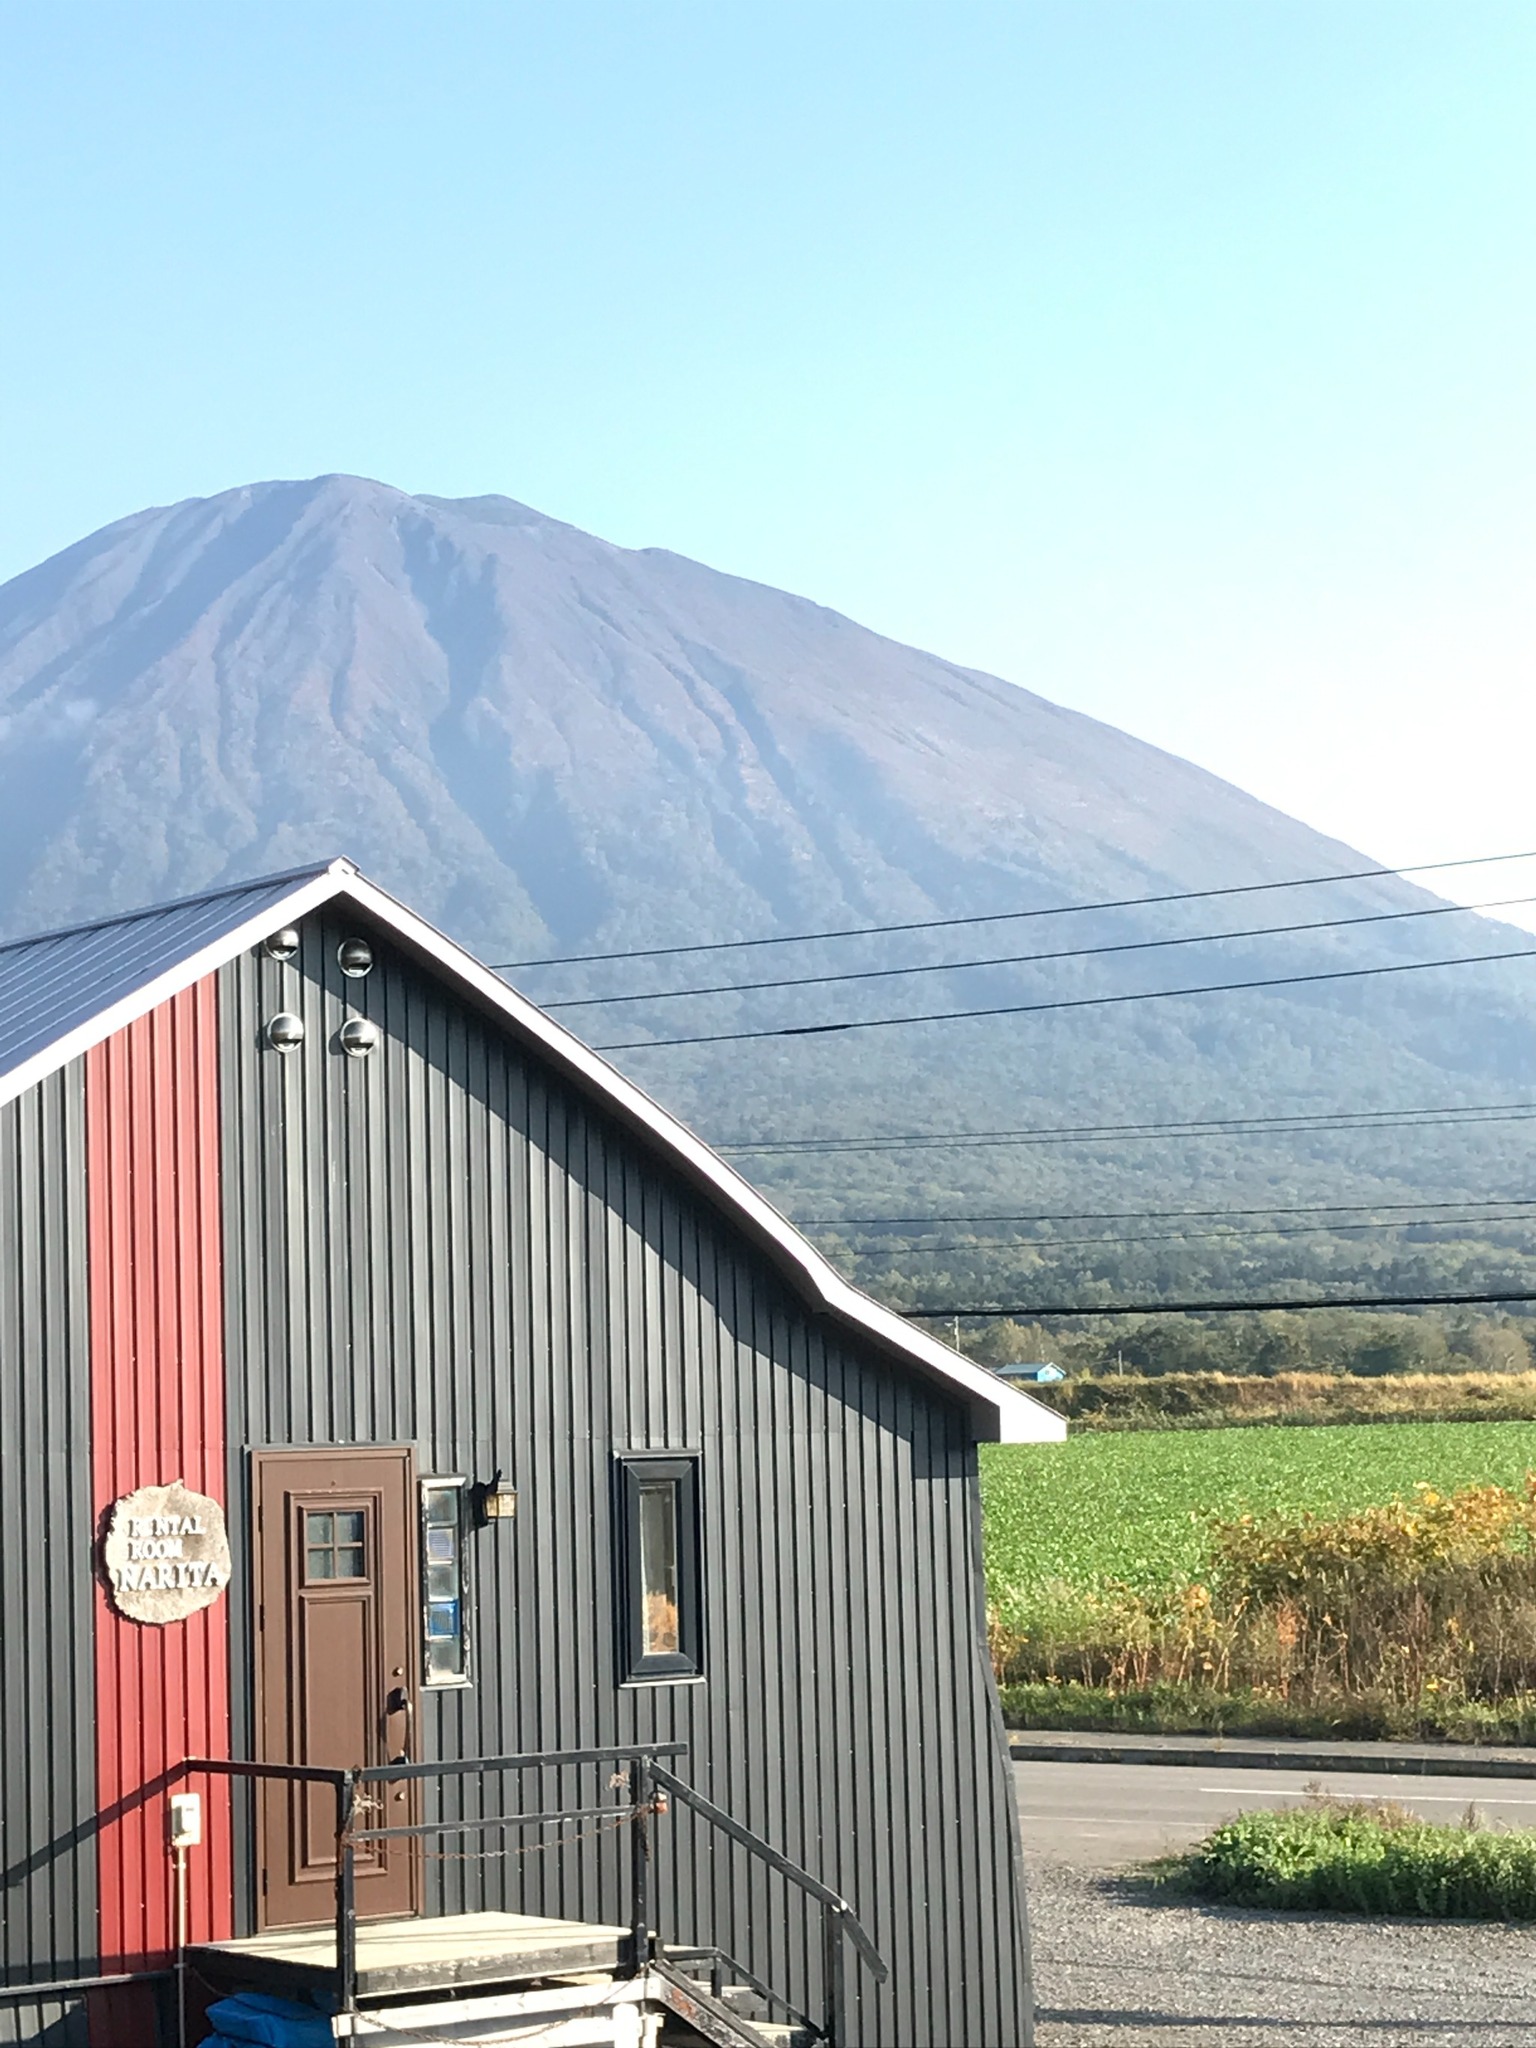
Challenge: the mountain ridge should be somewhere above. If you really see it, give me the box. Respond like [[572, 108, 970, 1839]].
[[0, 470, 1389, 954], [2, 472, 1533, 1267]]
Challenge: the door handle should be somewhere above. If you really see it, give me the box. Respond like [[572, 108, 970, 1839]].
[[386, 1685, 414, 1765]]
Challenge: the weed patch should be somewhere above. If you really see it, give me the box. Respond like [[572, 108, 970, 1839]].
[[999, 1679, 1536, 1742], [986, 1453, 1536, 1734], [1052, 1369, 1536, 1433], [1167, 1798, 1536, 1918]]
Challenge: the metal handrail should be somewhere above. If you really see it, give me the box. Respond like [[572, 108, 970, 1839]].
[[182, 1757, 360, 2009], [179, 1746, 883, 2044], [184, 1755, 345, 1785], [180, 1748, 679, 2018], [352, 1801, 626, 1844], [650, 1762, 888, 1985], [0, 1969, 174, 2004], [355, 1740, 687, 1784]]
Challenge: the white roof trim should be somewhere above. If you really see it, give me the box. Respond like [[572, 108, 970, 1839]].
[[0, 860, 1066, 1444]]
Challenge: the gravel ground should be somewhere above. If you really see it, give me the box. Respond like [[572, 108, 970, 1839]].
[[1026, 1855, 1536, 2046]]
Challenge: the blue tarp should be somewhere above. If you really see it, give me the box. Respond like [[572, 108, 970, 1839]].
[[201, 1990, 333, 2047]]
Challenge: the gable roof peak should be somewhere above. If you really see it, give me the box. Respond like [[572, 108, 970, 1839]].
[[0, 858, 1066, 1445], [0, 857, 349, 962]]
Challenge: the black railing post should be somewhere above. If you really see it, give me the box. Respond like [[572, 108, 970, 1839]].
[[823, 1905, 847, 2048], [335, 1770, 359, 2017], [628, 1753, 653, 1977]]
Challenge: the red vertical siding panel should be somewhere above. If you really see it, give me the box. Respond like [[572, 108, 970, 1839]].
[[88, 978, 233, 1983]]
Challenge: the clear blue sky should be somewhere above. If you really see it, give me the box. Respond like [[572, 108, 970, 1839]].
[[2, 3, 1532, 902]]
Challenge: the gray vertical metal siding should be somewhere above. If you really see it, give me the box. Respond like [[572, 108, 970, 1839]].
[[219, 917, 1032, 2047], [0, 1069, 96, 2021], [0, 1997, 87, 2046]]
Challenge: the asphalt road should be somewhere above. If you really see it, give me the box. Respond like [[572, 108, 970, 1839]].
[[1014, 1756, 1536, 1866], [1015, 1758, 1536, 2046]]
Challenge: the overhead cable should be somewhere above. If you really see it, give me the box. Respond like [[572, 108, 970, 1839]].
[[799, 1195, 1536, 1226], [898, 1288, 1536, 1320], [496, 845, 1536, 971], [846, 1209, 1536, 1256], [721, 1099, 1536, 1155], [541, 891, 1536, 1009], [594, 944, 1536, 1052]]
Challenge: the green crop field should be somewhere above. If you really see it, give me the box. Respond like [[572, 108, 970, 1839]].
[[980, 1420, 1536, 1609]]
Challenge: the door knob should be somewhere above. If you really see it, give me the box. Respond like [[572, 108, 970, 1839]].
[[386, 1684, 414, 1765]]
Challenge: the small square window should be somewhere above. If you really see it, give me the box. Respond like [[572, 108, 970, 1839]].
[[616, 1456, 702, 1682], [304, 1506, 369, 1583], [420, 1479, 470, 1686]]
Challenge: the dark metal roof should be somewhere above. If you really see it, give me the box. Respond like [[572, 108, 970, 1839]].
[[0, 861, 341, 1087], [0, 855, 1063, 1442]]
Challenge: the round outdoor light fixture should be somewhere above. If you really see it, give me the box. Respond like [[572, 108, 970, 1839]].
[[338, 937, 374, 978], [338, 1016, 380, 1059], [266, 1012, 305, 1052], [264, 927, 300, 962]]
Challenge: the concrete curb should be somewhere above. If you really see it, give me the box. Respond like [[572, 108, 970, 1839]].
[[1008, 1733, 1536, 1779]]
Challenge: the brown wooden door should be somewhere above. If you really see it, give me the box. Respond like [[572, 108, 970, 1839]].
[[253, 1447, 422, 1928]]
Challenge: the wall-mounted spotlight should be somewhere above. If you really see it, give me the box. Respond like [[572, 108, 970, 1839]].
[[338, 1017, 380, 1059], [264, 928, 300, 962], [266, 1012, 305, 1052], [472, 1470, 517, 1527], [338, 937, 374, 978]]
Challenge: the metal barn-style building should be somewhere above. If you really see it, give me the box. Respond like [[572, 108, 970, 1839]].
[[0, 859, 1064, 2048]]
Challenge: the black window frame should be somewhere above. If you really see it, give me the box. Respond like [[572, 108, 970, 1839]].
[[616, 1453, 703, 1683], [419, 1475, 472, 1689]]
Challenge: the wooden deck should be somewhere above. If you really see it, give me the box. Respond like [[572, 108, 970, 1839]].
[[188, 1909, 631, 2000]]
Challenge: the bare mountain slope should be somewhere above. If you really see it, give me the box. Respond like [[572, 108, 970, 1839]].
[[0, 472, 1394, 948], [1, 474, 1532, 1256]]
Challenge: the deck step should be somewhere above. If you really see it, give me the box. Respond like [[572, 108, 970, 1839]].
[[659, 2022, 816, 2048], [331, 1975, 648, 2043], [657, 2016, 816, 2048], [651, 1957, 819, 2039], [189, 1909, 630, 2003], [650, 1959, 817, 2048]]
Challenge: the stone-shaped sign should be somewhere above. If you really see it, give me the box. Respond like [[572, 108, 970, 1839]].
[[102, 1480, 232, 1625]]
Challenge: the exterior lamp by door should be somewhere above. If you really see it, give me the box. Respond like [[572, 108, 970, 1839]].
[[472, 1472, 517, 1527]]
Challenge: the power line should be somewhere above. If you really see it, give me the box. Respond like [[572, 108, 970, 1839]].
[[899, 1288, 1536, 1320], [541, 891, 1536, 1010], [595, 944, 1536, 1051], [845, 1209, 1536, 1256], [722, 1100, 1536, 1154], [497, 846, 1536, 972], [799, 1196, 1536, 1225]]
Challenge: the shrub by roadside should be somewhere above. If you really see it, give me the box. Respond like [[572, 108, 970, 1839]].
[[992, 1479, 1536, 1736], [1050, 1369, 1536, 1433], [1164, 1798, 1536, 1918], [999, 1679, 1536, 1743]]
